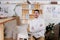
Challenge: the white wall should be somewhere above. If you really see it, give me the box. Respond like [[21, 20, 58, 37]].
[[1, 1, 60, 25], [42, 5, 60, 25], [0, 0, 59, 4], [0, 0, 27, 4], [0, 4, 22, 17], [0, 0, 26, 1], [0, 4, 16, 17]]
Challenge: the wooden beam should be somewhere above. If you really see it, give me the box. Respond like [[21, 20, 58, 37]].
[[51, 2, 58, 4]]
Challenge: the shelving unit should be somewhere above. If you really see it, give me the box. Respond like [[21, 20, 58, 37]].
[[17, 3, 42, 24], [21, 3, 29, 24]]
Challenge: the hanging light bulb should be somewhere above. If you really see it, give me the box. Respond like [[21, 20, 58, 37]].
[[27, 0, 31, 4]]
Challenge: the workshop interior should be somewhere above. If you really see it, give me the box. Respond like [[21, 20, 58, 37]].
[[0, 0, 60, 40]]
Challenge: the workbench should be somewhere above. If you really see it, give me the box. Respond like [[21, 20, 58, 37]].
[[0, 17, 16, 40]]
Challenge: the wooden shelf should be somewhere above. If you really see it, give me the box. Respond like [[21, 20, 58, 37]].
[[22, 9, 29, 15], [29, 15, 34, 19], [31, 4, 40, 10], [22, 3, 29, 9], [21, 3, 42, 22]]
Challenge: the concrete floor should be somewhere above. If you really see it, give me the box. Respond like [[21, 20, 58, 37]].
[[4, 38, 16, 40]]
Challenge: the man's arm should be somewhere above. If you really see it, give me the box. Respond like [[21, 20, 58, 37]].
[[39, 20, 46, 32]]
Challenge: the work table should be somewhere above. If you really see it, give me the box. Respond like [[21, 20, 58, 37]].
[[0, 17, 16, 24], [0, 17, 16, 40]]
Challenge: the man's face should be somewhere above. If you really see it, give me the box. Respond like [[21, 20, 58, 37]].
[[34, 11, 39, 18]]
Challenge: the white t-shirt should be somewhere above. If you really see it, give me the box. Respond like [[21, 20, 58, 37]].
[[29, 17, 46, 38]]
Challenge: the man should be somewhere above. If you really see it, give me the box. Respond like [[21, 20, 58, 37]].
[[28, 10, 46, 40]]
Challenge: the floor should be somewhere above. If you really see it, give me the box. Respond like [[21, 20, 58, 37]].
[[4, 38, 16, 40]]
